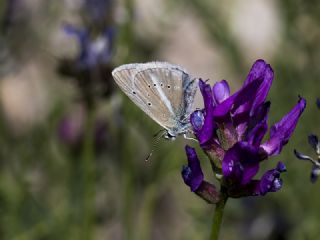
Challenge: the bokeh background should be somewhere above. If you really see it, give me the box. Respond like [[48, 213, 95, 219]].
[[0, 0, 319, 239]]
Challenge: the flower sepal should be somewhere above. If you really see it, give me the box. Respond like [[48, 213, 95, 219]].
[[216, 122, 238, 150], [195, 181, 221, 204], [226, 181, 260, 198], [202, 141, 225, 175]]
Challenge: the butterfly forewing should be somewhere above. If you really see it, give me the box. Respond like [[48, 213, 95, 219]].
[[112, 64, 151, 115]]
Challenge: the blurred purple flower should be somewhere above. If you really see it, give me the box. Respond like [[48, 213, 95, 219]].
[[58, 105, 108, 150], [317, 98, 320, 109], [58, 0, 116, 101], [59, 117, 84, 146], [84, 0, 112, 23], [64, 24, 115, 69], [2, 0, 22, 33], [182, 59, 306, 200]]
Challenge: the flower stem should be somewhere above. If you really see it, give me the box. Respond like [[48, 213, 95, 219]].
[[81, 107, 96, 240], [210, 197, 227, 240]]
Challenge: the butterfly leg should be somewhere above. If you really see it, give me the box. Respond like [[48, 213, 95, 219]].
[[183, 134, 198, 142]]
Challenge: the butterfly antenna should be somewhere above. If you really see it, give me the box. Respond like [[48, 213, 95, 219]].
[[145, 130, 166, 162], [153, 129, 165, 137]]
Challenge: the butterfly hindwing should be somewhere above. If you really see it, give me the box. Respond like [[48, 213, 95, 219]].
[[112, 62, 197, 135], [133, 65, 188, 129]]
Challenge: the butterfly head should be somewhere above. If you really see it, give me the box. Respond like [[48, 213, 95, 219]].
[[164, 131, 177, 141]]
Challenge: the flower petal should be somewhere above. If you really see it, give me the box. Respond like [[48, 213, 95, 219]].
[[244, 59, 269, 85], [212, 94, 236, 118], [222, 142, 261, 184], [311, 166, 320, 183], [182, 146, 204, 192], [63, 24, 88, 51], [212, 80, 230, 105], [242, 164, 260, 186], [308, 134, 320, 153], [243, 102, 270, 144], [294, 149, 315, 162], [190, 110, 204, 131], [226, 79, 264, 139], [213, 78, 263, 122], [101, 27, 116, 60], [258, 162, 286, 195], [246, 101, 270, 130], [227, 162, 286, 197], [261, 97, 306, 156], [192, 80, 216, 145], [240, 59, 274, 119], [276, 161, 287, 172], [246, 122, 268, 147], [251, 65, 273, 116], [316, 98, 320, 109]]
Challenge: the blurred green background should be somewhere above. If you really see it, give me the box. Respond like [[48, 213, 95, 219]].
[[0, 0, 319, 239]]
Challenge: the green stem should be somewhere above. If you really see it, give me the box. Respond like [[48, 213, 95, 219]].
[[123, 153, 134, 240], [121, 1, 136, 239], [210, 197, 227, 240], [81, 107, 96, 240], [139, 184, 157, 240]]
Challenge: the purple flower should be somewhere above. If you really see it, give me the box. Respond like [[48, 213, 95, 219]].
[[182, 145, 220, 203], [317, 98, 320, 109], [63, 24, 115, 69], [182, 146, 204, 192], [182, 59, 306, 199], [294, 134, 320, 183], [256, 162, 286, 195]]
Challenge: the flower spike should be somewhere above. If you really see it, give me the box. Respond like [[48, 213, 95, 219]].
[[183, 59, 306, 201]]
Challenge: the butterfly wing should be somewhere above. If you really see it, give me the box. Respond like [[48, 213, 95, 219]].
[[112, 62, 197, 134]]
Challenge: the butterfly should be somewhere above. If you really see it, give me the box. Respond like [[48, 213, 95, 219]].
[[112, 62, 198, 140]]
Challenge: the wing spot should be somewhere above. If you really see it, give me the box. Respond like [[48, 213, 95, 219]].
[[167, 85, 171, 89], [132, 91, 136, 94], [148, 102, 152, 106], [148, 85, 151, 88], [160, 83, 163, 87], [153, 84, 157, 87]]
